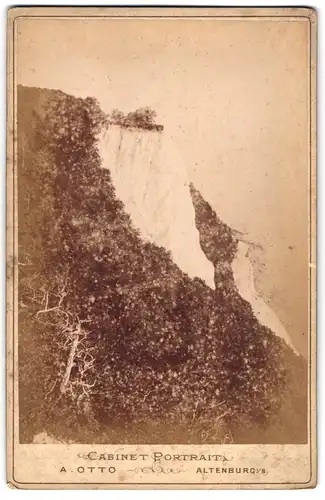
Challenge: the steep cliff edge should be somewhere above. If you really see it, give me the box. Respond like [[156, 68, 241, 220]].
[[17, 85, 307, 444], [98, 126, 215, 288], [189, 184, 298, 354], [189, 183, 306, 442]]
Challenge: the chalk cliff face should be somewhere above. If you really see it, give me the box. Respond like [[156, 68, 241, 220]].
[[98, 126, 215, 288], [232, 241, 298, 354]]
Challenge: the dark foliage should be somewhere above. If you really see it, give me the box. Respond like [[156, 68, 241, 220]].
[[17, 85, 307, 444], [110, 106, 164, 131]]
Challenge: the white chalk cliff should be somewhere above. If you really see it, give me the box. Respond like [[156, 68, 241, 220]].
[[232, 241, 298, 355], [98, 126, 215, 288], [98, 125, 298, 355]]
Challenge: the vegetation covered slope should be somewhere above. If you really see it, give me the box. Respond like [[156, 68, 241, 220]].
[[17, 85, 307, 444]]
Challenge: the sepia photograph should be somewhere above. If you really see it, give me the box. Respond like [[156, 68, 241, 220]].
[[7, 6, 316, 489]]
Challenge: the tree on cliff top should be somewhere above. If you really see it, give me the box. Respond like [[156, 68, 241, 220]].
[[110, 106, 163, 131], [125, 107, 157, 127]]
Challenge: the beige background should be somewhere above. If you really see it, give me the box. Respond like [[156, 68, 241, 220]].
[[7, 7, 316, 489], [16, 17, 309, 355], [12, 443, 311, 486]]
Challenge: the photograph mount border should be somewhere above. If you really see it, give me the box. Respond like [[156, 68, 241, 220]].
[[6, 6, 317, 489]]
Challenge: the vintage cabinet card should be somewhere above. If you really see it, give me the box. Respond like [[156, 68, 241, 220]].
[[7, 6, 317, 489]]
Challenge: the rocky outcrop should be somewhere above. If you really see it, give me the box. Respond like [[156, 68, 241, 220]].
[[189, 184, 298, 355]]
